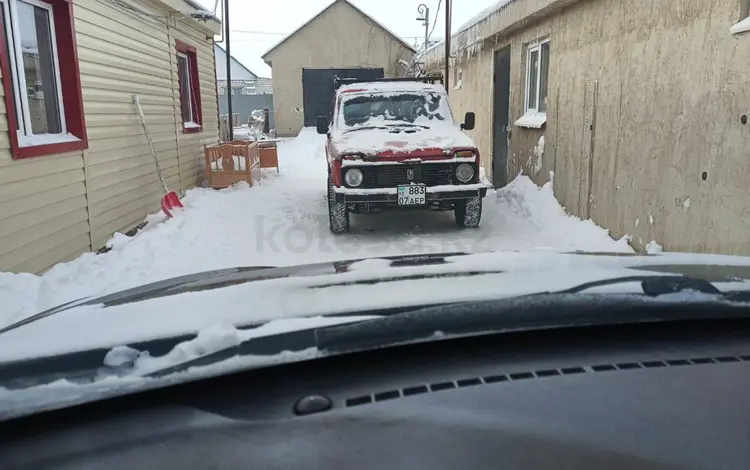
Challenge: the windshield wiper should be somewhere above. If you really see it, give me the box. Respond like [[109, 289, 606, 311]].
[[554, 275, 722, 295], [384, 123, 430, 129], [10, 275, 746, 387], [316, 275, 750, 353], [342, 125, 385, 134], [0, 266, 280, 337], [140, 276, 750, 377]]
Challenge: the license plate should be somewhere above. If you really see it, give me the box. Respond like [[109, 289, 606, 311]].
[[397, 184, 426, 206]]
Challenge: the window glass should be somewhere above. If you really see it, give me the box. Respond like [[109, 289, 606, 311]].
[[527, 49, 539, 110], [539, 42, 550, 113], [177, 53, 193, 123], [342, 92, 447, 127], [18, 0, 62, 134]]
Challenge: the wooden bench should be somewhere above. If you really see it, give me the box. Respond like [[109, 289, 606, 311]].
[[204, 141, 261, 189]]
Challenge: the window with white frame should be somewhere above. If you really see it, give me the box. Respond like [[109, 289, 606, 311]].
[[176, 41, 202, 132], [453, 67, 463, 90], [0, 0, 86, 158], [524, 40, 550, 115], [2, 0, 67, 143], [177, 52, 194, 123]]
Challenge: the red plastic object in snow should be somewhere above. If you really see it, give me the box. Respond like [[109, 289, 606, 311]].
[[161, 191, 184, 218]]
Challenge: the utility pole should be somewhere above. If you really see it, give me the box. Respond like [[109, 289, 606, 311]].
[[416, 4, 429, 52], [224, 0, 233, 140], [444, 0, 451, 94]]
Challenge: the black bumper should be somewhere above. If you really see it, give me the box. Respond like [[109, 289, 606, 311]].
[[334, 187, 487, 204]]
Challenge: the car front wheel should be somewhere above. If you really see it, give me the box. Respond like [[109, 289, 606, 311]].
[[454, 197, 482, 228], [328, 175, 350, 234]]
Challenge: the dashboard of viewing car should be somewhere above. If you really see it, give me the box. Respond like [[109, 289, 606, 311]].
[[2, 319, 750, 470]]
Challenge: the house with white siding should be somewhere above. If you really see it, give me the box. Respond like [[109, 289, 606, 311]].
[[0, 0, 221, 274]]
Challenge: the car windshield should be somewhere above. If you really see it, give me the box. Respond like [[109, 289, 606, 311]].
[[0, 0, 746, 425], [340, 91, 451, 128]]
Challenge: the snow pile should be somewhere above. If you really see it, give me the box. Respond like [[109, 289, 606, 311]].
[[646, 241, 664, 254], [526, 135, 544, 175], [493, 173, 632, 253], [0, 128, 631, 328]]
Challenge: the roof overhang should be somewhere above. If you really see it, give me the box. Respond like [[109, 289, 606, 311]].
[[146, 0, 222, 36], [424, 0, 581, 68], [262, 0, 415, 62]]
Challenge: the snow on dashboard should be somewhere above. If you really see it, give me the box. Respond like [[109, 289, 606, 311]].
[[332, 82, 476, 154]]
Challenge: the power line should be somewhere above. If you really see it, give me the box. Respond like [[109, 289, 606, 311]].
[[427, 0, 442, 42], [230, 29, 287, 35]]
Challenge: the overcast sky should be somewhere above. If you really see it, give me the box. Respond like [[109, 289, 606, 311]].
[[194, 0, 500, 78]]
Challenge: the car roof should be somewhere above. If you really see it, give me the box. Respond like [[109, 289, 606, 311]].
[[337, 81, 445, 96]]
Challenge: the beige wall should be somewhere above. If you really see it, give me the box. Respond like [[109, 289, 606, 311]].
[[264, 0, 414, 136], [434, 0, 750, 256], [0, 0, 219, 273]]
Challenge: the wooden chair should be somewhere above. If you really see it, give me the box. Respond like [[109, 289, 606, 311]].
[[257, 140, 280, 173], [204, 141, 261, 189]]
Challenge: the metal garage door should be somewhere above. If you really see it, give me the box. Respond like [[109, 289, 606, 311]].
[[301, 68, 384, 127]]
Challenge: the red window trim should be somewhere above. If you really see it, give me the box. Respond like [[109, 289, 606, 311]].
[[176, 39, 203, 134], [0, 0, 88, 160]]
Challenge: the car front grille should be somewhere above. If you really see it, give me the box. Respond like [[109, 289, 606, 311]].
[[360, 164, 455, 188]]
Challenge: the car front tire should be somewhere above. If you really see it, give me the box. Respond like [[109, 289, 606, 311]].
[[328, 175, 350, 234], [454, 196, 482, 228]]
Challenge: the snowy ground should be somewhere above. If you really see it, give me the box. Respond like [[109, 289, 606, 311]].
[[0, 128, 631, 327]]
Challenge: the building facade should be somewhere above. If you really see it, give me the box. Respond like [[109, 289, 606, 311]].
[[425, 0, 750, 255], [0, 0, 221, 273], [262, 0, 416, 136]]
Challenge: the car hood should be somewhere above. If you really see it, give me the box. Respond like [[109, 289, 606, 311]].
[[3, 250, 750, 365], [2, 249, 750, 421], [331, 123, 477, 157]]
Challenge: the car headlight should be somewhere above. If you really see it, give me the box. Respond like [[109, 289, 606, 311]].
[[344, 168, 364, 187], [455, 163, 475, 183]]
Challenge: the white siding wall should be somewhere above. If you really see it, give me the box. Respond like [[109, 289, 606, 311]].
[[0, 0, 219, 273]]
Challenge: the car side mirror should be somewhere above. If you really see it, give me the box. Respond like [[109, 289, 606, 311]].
[[461, 112, 475, 131], [316, 116, 329, 135]]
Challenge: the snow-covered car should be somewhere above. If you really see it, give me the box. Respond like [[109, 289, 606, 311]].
[[316, 77, 488, 234]]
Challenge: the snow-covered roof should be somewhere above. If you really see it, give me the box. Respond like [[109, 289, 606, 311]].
[[261, 0, 416, 61], [214, 44, 261, 80], [423, 0, 567, 68], [457, 0, 516, 34]]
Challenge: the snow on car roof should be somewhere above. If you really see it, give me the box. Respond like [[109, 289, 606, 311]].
[[338, 81, 446, 96]]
